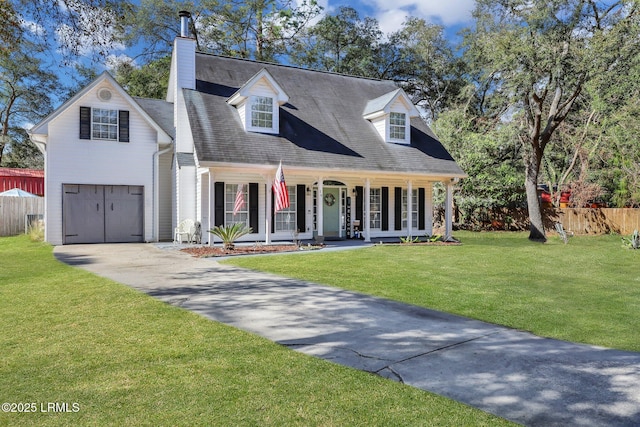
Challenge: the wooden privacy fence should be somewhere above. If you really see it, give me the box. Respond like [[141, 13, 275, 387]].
[[0, 197, 44, 237], [549, 208, 640, 235]]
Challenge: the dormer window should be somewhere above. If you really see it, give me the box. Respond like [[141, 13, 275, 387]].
[[251, 96, 274, 129], [227, 69, 289, 135], [389, 112, 407, 141], [363, 88, 419, 145]]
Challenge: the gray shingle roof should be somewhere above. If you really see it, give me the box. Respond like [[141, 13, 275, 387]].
[[176, 152, 196, 167], [363, 88, 402, 117], [134, 97, 174, 140], [185, 53, 464, 177]]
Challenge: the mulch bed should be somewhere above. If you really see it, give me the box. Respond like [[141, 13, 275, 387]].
[[181, 244, 303, 258]]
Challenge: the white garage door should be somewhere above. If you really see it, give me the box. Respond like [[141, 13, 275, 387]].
[[63, 184, 144, 244]]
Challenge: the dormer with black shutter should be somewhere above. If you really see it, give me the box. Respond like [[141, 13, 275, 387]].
[[363, 88, 420, 145], [227, 69, 289, 135]]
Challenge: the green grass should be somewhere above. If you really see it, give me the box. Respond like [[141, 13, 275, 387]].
[[225, 231, 640, 352], [0, 236, 512, 426]]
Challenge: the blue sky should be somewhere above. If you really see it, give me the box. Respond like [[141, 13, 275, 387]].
[[325, 0, 475, 34]]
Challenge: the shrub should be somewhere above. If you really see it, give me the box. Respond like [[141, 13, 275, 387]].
[[208, 223, 252, 250]]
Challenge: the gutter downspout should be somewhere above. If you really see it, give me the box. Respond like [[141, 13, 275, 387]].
[[153, 143, 174, 242]]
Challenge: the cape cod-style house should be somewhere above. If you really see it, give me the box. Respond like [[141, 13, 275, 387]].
[[29, 12, 465, 246]]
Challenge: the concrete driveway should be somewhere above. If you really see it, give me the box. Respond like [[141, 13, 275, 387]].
[[54, 243, 640, 427]]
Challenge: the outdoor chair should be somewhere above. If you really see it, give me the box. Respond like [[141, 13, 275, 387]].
[[174, 219, 196, 244], [193, 221, 202, 244]]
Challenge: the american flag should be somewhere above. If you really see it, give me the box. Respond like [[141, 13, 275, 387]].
[[273, 162, 290, 212], [233, 184, 245, 215]]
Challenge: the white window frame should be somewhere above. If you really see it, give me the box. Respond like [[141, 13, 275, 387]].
[[250, 95, 274, 130], [275, 186, 297, 232], [389, 112, 407, 142], [369, 188, 381, 229], [92, 108, 118, 141], [402, 188, 418, 229], [224, 184, 249, 228]]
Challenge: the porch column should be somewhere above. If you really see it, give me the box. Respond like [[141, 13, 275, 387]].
[[317, 178, 323, 240], [364, 178, 371, 242], [445, 181, 454, 240], [207, 171, 214, 245], [265, 176, 272, 244], [425, 183, 433, 237], [407, 180, 413, 239]]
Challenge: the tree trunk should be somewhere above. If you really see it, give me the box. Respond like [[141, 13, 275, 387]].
[[524, 152, 547, 242]]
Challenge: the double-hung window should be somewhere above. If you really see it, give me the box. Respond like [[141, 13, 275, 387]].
[[369, 188, 381, 229], [389, 112, 406, 141], [92, 108, 118, 140], [275, 186, 296, 232], [402, 189, 418, 229], [225, 184, 249, 227], [251, 96, 274, 129]]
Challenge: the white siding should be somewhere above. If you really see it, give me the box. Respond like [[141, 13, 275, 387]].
[[172, 37, 195, 153], [177, 166, 197, 223], [237, 103, 247, 129], [158, 151, 172, 240], [45, 81, 158, 245], [371, 117, 386, 141]]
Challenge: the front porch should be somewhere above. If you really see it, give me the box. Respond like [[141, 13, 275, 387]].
[[189, 168, 458, 246]]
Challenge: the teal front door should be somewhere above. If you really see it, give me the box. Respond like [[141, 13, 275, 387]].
[[322, 188, 341, 238]]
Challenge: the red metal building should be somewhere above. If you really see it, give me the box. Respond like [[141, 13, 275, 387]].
[[0, 168, 45, 196]]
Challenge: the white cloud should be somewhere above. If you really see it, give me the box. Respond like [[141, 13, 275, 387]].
[[19, 19, 46, 37], [365, 0, 475, 32], [105, 54, 136, 72], [375, 8, 410, 35]]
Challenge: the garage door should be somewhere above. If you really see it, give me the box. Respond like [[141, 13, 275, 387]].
[[63, 184, 144, 244]]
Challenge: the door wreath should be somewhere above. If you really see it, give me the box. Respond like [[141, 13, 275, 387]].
[[324, 193, 336, 206]]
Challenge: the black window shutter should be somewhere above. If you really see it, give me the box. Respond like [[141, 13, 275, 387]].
[[214, 182, 225, 227], [271, 190, 275, 233], [249, 183, 258, 233], [355, 186, 363, 223], [394, 187, 402, 230], [297, 185, 306, 232], [79, 106, 91, 139], [381, 187, 389, 231], [418, 188, 426, 230], [118, 110, 130, 142]]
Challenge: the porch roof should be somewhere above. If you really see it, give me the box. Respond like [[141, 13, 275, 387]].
[[186, 54, 465, 178]]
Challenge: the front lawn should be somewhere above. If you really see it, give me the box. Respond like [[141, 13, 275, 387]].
[[225, 231, 640, 352], [0, 236, 512, 426]]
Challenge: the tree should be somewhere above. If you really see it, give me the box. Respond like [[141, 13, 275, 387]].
[[4, 0, 133, 62], [464, 0, 640, 241], [2, 128, 43, 169], [0, 44, 57, 166], [434, 109, 524, 228], [290, 6, 382, 75], [211, 0, 322, 62], [112, 56, 171, 99], [383, 17, 466, 121]]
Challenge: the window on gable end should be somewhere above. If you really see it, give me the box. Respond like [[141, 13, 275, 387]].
[[389, 112, 407, 141], [250, 96, 274, 129], [92, 108, 118, 140], [80, 106, 130, 142]]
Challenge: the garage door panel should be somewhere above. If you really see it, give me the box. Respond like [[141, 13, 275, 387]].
[[63, 184, 144, 244], [63, 184, 105, 244], [105, 185, 144, 243]]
